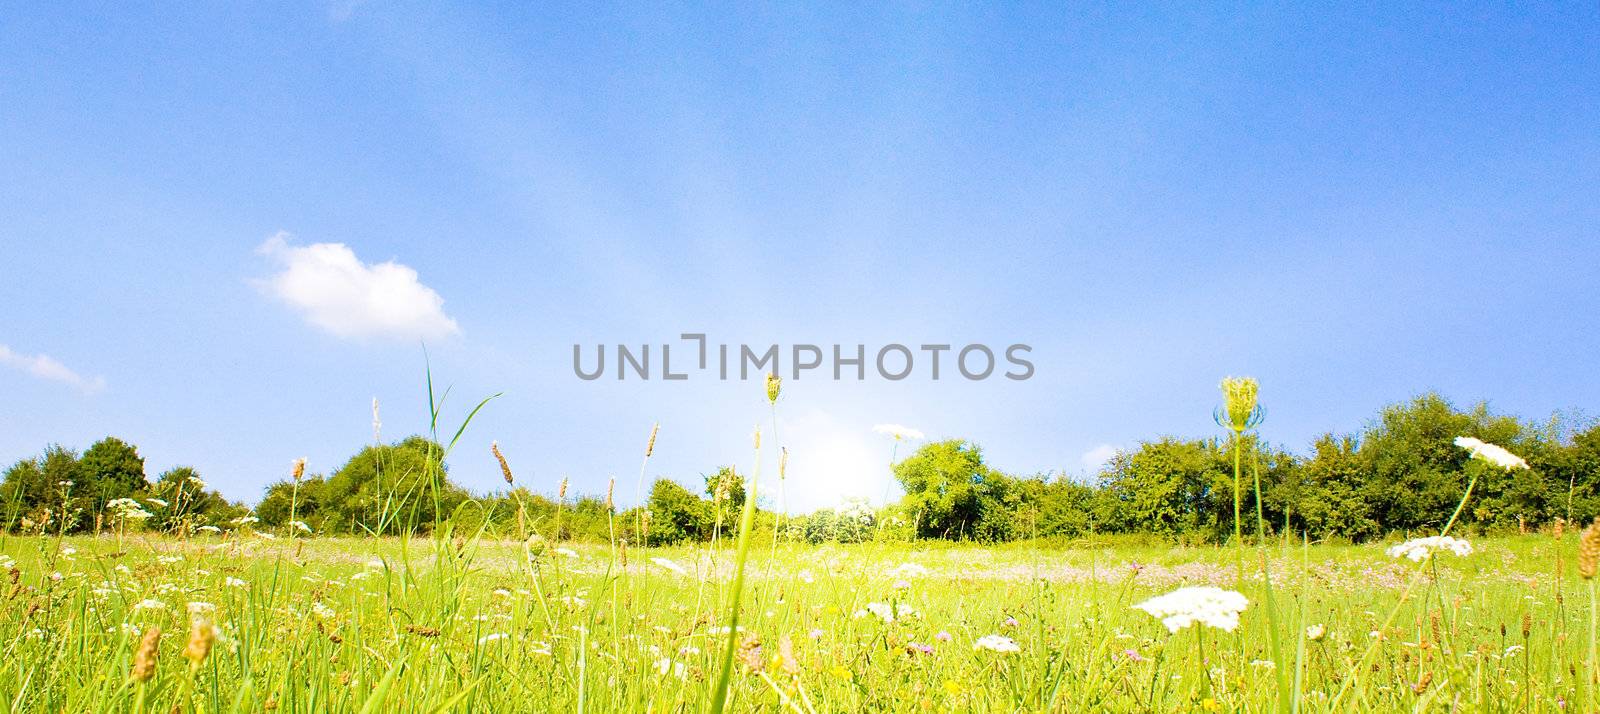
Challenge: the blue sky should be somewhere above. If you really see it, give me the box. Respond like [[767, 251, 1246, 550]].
[[2, 3, 1596, 511]]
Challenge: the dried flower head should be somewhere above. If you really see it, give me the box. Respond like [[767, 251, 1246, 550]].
[[492, 441, 514, 485], [291, 458, 306, 482], [1579, 517, 1600, 579], [131, 626, 161, 682], [765, 373, 782, 405], [1218, 377, 1263, 432]]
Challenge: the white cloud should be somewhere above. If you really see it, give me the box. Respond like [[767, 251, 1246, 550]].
[[0, 344, 105, 394], [1080, 444, 1118, 473], [256, 233, 460, 341]]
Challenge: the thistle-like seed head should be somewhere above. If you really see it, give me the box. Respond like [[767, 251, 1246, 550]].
[[492, 441, 514, 485], [131, 626, 161, 682], [1217, 376, 1263, 432], [766, 372, 782, 405]]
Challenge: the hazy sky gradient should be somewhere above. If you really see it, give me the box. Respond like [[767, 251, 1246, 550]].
[[2, 3, 1596, 511]]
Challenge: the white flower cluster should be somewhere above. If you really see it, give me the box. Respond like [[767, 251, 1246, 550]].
[[1454, 436, 1530, 470], [1133, 586, 1250, 634], [106, 498, 153, 520], [872, 424, 925, 441], [973, 634, 1020, 653], [1385, 535, 1472, 562]]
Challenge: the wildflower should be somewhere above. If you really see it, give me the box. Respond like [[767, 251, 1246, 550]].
[[554, 547, 579, 559], [893, 579, 911, 590], [891, 562, 929, 578], [766, 373, 782, 404], [1385, 536, 1473, 562], [107, 498, 153, 520], [942, 680, 963, 696], [230, 515, 260, 526], [289, 521, 313, 534], [311, 602, 337, 621], [131, 627, 161, 682], [1454, 436, 1530, 470], [186, 601, 216, 616], [872, 424, 925, 441], [906, 642, 934, 655], [196, 525, 221, 534], [1306, 624, 1326, 641], [188, 476, 208, 490], [650, 557, 687, 575], [291, 458, 306, 482], [1122, 648, 1146, 662], [1218, 376, 1262, 432], [133, 599, 168, 612], [1133, 586, 1249, 633], [1003, 617, 1019, 628], [144, 498, 169, 508], [807, 628, 824, 640], [224, 577, 248, 588], [491, 441, 515, 484], [973, 634, 1020, 653], [477, 633, 509, 645], [738, 636, 764, 672], [1250, 659, 1276, 670], [935, 630, 952, 642], [866, 602, 895, 623]]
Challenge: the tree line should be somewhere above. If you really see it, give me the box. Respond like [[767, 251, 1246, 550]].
[[4, 392, 1596, 543]]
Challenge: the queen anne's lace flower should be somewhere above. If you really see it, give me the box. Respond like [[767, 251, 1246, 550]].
[[1385, 535, 1472, 562], [650, 557, 687, 575], [872, 424, 925, 441], [1133, 586, 1249, 633], [973, 634, 1020, 653], [1454, 436, 1530, 470]]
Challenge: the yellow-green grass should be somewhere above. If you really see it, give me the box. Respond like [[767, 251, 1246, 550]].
[[0, 532, 1581, 712]]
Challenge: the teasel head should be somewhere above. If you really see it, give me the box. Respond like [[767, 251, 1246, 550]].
[[766, 372, 782, 405], [183, 618, 215, 670], [291, 458, 306, 482], [1578, 517, 1600, 579], [131, 626, 161, 682], [645, 423, 659, 458], [1215, 376, 1264, 433], [492, 441, 514, 485]]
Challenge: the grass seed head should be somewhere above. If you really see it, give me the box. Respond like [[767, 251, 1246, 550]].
[[606, 477, 615, 511], [1579, 517, 1600, 579], [183, 618, 215, 668], [646, 423, 659, 458], [492, 441, 514, 484], [558, 477, 568, 501], [291, 458, 306, 482], [132, 626, 161, 682]]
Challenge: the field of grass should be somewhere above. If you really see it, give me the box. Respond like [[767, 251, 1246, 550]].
[[0, 529, 1587, 712]]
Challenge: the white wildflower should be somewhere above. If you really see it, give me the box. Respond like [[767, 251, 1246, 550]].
[[133, 598, 167, 611], [650, 557, 687, 575], [1306, 624, 1326, 641], [195, 525, 221, 534], [872, 424, 925, 441], [187, 601, 216, 615], [1133, 586, 1250, 633], [973, 634, 1020, 653], [144, 498, 169, 508], [224, 577, 248, 588], [890, 562, 929, 578], [1385, 536, 1473, 562], [478, 633, 509, 645], [289, 521, 313, 534], [554, 548, 579, 559], [1454, 436, 1530, 470]]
